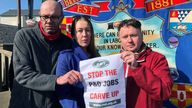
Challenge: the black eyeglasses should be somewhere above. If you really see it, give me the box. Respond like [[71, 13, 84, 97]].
[[40, 15, 61, 21]]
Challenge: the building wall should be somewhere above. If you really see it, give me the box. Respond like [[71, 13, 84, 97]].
[[0, 16, 19, 26], [0, 16, 40, 27]]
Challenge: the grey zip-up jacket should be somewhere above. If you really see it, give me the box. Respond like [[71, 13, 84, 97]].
[[9, 25, 72, 108]]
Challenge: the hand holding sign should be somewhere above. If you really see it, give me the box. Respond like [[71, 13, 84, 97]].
[[56, 70, 82, 85]]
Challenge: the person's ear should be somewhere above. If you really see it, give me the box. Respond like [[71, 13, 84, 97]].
[[117, 32, 121, 41], [117, 31, 119, 37], [59, 16, 64, 24], [119, 39, 121, 43]]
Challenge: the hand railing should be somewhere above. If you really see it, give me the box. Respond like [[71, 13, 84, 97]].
[[0, 49, 12, 91]]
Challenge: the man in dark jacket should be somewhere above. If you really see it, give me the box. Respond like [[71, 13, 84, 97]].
[[9, 1, 72, 108]]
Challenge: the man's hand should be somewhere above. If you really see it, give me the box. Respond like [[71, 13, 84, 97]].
[[121, 51, 138, 68], [56, 70, 82, 85]]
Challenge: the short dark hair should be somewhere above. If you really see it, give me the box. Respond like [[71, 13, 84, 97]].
[[118, 19, 141, 31]]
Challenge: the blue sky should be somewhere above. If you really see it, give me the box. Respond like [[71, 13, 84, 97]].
[[0, 0, 42, 14]]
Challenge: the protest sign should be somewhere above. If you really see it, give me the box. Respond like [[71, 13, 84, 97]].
[[80, 54, 126, 108]]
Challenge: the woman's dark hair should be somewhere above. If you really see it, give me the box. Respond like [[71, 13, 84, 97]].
[[71, 15, 100, 58], [118, 19, 141, 31]]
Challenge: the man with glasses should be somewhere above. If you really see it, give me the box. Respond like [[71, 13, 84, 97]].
[[9, 1, 72, 108]]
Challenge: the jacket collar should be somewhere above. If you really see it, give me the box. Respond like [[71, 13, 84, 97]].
[[136, 45, 152, 63]]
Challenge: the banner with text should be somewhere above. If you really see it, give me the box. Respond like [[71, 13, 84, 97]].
[[58, 0, 192, 107]]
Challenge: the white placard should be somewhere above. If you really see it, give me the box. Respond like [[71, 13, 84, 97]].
[[80, 54, 126, 108]]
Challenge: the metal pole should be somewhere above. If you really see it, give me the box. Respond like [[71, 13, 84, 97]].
[[28, 0, 34, 19], [17, 0, 21, 29]]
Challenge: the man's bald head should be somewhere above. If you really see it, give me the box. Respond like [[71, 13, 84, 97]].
[[39, 0, 63, 17], [39, 0, 64, 34]]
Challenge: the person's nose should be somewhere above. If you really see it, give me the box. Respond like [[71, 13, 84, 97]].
[[46, 18, 52, 23], [127, 36, 132, 42], [82, 30, 87, 36], [45, 17, 54, 23]]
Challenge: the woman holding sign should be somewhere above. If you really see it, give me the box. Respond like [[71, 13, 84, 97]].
[[118, 19, 173, 108], [56, 15, 100, 108]]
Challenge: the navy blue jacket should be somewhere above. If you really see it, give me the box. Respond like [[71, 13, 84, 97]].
[[56, 41, 88, 108]]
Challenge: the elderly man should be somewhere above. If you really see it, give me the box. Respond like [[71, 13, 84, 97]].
[[118, 19, 173, 108], [9, 1, 72, 108]]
